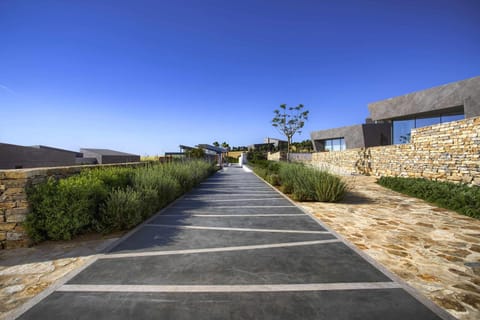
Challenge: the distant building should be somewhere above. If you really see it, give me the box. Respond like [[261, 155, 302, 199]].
[[165, 144, 227, 165], [0, 143, 80, 169], [80, 148, 140, 164], [248, 137, 287, 152], [0, 143, 142, 169], [311, 76, 480, 151]]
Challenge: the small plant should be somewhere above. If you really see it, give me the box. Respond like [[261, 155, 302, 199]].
[[98, 187, 143, 232], [378, 177, 480, 218], [25, 175, 108, 241], [251, 161, 347, 202]]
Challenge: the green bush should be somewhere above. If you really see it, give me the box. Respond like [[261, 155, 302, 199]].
[[313, 171, 348, 202], [25, 160, 215, 242], [98, 187, 143, 232], [378, 177, 480, 218], [82, 166, 135, 189], [251, 161, 347, 202], [25, 175, 108, 242], [132, 167, 181, 210]]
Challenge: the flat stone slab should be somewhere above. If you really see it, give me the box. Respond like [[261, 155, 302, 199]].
[[169, 198, 294, 208], [18, 290, 442, 320], [164, 206, 302, 215], [149, 214, 326, 231], [69, 243, 390, 285], [108, 225, 334, 253]]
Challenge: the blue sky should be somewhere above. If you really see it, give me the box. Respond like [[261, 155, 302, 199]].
[[1, 0, 479, 155]]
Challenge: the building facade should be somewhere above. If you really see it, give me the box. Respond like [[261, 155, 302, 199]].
[[0, 143, 80, 169], [311, 76, 480, 151]]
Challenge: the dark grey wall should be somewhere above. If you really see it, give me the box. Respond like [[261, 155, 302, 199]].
[[310, 123, 392, 151], [362, 123, 391, 147], [310, 125, 365, 151], [368, 76, 480, 121], [101, 155, 141, 164], [0, 143, 77, 169]]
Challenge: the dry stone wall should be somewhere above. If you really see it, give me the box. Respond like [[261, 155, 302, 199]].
[[0, 163, 144, 249], [310, 117, 480, 185]]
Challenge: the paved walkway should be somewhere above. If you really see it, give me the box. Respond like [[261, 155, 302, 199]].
[[12, 166, 452, 319]]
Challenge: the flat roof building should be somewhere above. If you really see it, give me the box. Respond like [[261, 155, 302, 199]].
[[311, 76, 480, 151], [0, 143, 80, 169], [80, 148, 140, 164]]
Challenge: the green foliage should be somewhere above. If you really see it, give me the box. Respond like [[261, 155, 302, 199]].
[[271, 104, 309, 152], [378, 177, 480, 218], [25, 175, 108, 241], [81, 166, 134, 189], [26, 161, 215, 242], [98, 187, 143, 233], [251, 161, 347, 202], [185, 148, 205, 159], [247, 151, 267, 162]]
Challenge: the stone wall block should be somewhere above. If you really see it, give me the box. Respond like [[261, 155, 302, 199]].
[[311, 117, 479, 186]]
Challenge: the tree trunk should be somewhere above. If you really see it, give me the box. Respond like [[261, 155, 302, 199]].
[[287, 136, 291, 162]]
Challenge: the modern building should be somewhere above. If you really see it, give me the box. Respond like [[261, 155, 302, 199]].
[[368, 76, 480, 144], [248, 137, 288, 152], [165, 144, 228, 165], [311, 122, 391, 152], [0, 143, 81, 169], [80, 148, 140, 164], [0, 144, 141, 169], [311, 76, 480, 151]]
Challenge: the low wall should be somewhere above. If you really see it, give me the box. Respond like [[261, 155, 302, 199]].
[[0, 162, 144, 249], [311, 116, 480, 185]]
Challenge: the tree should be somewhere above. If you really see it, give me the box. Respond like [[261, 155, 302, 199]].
[[212, 141, 220, 147], [185, 148, 205, 159], [271, 104, 309, 159], [221, 141, 230, 151]]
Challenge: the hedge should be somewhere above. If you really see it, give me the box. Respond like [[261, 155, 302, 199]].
[[25, 160, 215, 242]]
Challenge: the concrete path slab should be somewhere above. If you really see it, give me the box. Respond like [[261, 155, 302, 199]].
[[149, 214, 327, 231], [107, 225, 334, 253], [13, 166, 452, 320]]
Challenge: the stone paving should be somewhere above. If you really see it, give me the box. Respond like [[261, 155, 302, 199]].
[[3, 166, 451, 320], [299, 175, 480, 320], [0, 235, 120, 319]]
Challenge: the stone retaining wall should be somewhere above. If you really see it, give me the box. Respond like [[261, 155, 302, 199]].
[[0, 163, 144, 249], [311, 116, 480, 185]]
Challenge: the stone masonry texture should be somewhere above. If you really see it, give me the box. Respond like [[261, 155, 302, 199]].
[[310, 117, 479, 185], [0, 163, 144, 249]]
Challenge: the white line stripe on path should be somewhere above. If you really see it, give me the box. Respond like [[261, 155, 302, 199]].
[[182, 198, 284, 202], [58, 282, 401, 293], [159, 214, 305, 217], [184, 193, 279, 198], [172, 205, 296, 209], [145, 224, 329, 234], [103, 240, 340, 259]]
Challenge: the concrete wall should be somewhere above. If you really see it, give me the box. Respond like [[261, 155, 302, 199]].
[[0, 162, 144, 249], [310, 123, 391, 151], [310, 116, 480, 185], [80, 149, 140, 164], [0, 143, 78, 169], [368, 76, 480, 120]]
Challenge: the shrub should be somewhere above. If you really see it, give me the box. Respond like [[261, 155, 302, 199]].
[[26, 175, 108, 242], [276, 162, 347, 202], [81, 166, 135, 189], [25, 160, 215, 242], [132, 167, 181, 209], [378, 177, 480, 218], [313, 171, 348, 202], [98, 187, 143, 232]]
